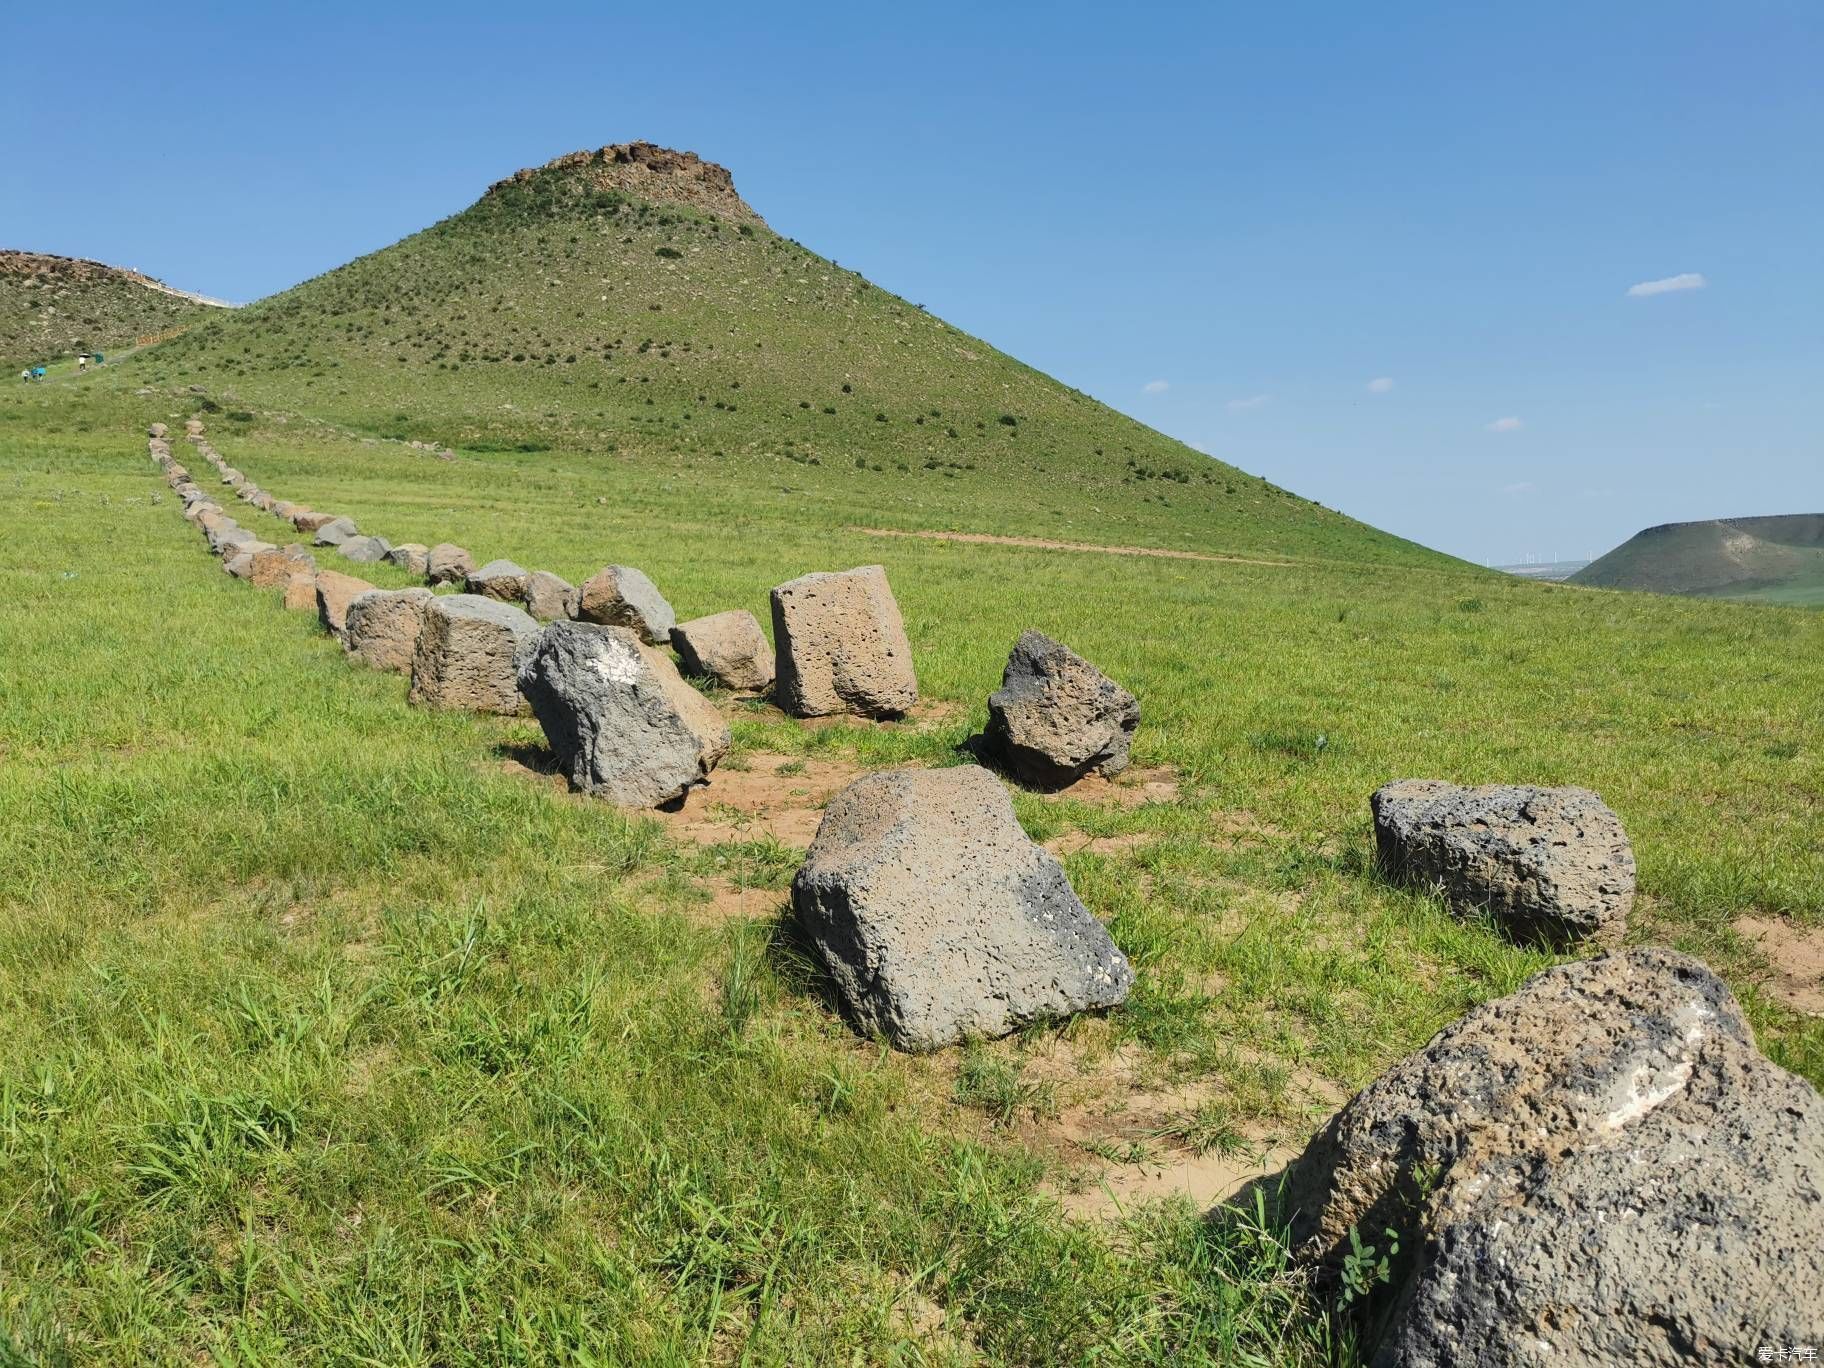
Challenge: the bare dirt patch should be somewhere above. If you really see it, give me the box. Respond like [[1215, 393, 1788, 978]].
[[653, 750, 874, 848], [1737, 915, 1824, 1016], [686, 878, 789, 926], [1040, 765, 1181, 809], [855, 526, 1296, 569]]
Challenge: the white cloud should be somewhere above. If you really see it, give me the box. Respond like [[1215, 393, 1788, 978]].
[[1627, 272, 1707, 298], [1499, 480, 1535, 495], [1227, 393, 1271, 412], [1365, 376, 1395, 394], [1486, 416, 1524, 433], [1188, 440, 1207, 453], [1142, 379, 1170, 394]]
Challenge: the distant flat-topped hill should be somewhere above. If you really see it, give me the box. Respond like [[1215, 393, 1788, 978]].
[[1571, 514, 1824, 606], [130, 142, 1446, 568], [1, 250, 230, 370]]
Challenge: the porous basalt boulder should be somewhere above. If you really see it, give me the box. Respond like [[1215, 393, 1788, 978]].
[[1371, 780, 1635, 944], [770, 565, 917, 718], [984, 630, 1138, 788], [1280, 947, 1824, 1366], [671, 610, 774, 693], [578, 564, 676, 644], [337, 534, 392, 565], [522, 570, 579, 622], [408, 595, 541, 714], [313, 570, 377, 640], [222, 542, 275, 580], [385, 542, 430, 577], [467, 558, 530, 602], [792, 765, 1133, 1051], [282, 571, 316, 612], [248, 544, 313, 588], [426, 542, 474, 587], [517, 621, 730, 807], [312, 516, 360, 547], [344, 587, 435, 673], [291, 510, 337, 534]]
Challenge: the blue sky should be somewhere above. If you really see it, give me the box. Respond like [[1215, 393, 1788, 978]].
[[7, 1, 1819, 563]]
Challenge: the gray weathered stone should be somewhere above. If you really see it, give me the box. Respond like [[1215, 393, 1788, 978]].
[[467, 558, 530, 602], [385, 542, 431, 577], [1280, 947, 1824, 1367], [770, 565, 917, 718], [408, 595, 541, 714], [313, 570, 377, 640], [426, 542, 474, 587], [792, 765, 1133, 1051], [222, 542, 275, 580], [1371, 780, 1635, 944], [671, 610, 774, 693], [291, 509, 337, 534], [984, 630, 1138, 788], [207, 522, 258, 557], [312, 516, 360, 547], [345, 588, 435, 673], [517, 621, 730, 807], [578, 564, 676, 644], [337, 534, 393, 564], [148, 422, 168, 439], [522, 570, 580, 622]]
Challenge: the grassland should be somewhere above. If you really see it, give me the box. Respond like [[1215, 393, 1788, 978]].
[[3, 157, 1821, 1361], [3, 372, 1819, 1362], [1572, 513, 1824, 607], [1, 252, 222, 373]]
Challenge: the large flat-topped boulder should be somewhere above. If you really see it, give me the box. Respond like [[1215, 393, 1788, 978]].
[[345, 588, 435, 673], [1281, 947, 1824, 1366], [518, 621, 730, 807], [578, 564, 675, 644], [314, 570, 378, 639], [408, 595, 542, 714], [522, 570, 579, 622], [770, 565, 916, 718], [426, 542, 474, 587], [984, 630, 1138, 788], [467, 558, 530, 602], [1371, 780, 1635, 944], [671, 610, 774, 693], [792, 765, 1133, 1050]]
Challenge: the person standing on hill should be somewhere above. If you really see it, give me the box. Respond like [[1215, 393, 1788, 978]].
[[76, 353, 88, 372]]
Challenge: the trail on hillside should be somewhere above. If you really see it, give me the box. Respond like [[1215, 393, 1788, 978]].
[[854, 526, 1298, 567]]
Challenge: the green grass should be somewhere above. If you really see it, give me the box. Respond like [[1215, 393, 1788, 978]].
[[4, 161, 1822, 1359], [1, 251, 218, 372], [1572, 513, 1824, 605]]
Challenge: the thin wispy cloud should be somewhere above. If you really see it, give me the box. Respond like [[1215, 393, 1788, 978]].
[[1365, 377, 1395, 394], [1486, 416, 1523, 433], [1499, 480, 1535, 495], [1227, 393, 1271, 412], [1627, 272, 1706, 298], [1142, 379, 1170, 394]]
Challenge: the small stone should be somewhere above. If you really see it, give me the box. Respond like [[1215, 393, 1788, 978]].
[[426, 542, 475, 587], [385, 543, 430, 576], [522, 570, 580, 622], [291, 510, 337, 534], [1371, 780, 1635, 944], [345, 588, 435, 673], [148, 422, 168, 438], [578, 564, 676, 644], [467, 558, 530, 602], [314, 570, 377, 640], [312, 517, 360, 547], [792, 765, 1133, 1050], [408, 595, 542, 714], [517, 621, 731, 807], [770, 564, 916, 718], [338, 535, 392, 564], [984, 631, 1139, 788], [223, 542, 274, 580], [671, 610, 774, 692]]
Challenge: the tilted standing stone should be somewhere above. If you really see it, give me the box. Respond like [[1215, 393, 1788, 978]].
[[408, 595, 541, 714], [1280, 947, 1824, 1366], [426, 543, 475, 587], [517, 621, 731, 807], [313, 570, 378, 640], [521, 570, 579, 622], [770, 565, 917, 718], [1371, 780, 1635, 944], [792, 765, 1133, 1051], [578, 564, 676, 644], [345, 588, 435, 673], [671, 610, 775, 693], [984, 630, 1139, 788], [467, 559, 530, 602]]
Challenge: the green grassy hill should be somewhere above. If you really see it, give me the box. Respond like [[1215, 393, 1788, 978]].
[[1, 250, 227, 371], [1571, 513, 1824, 606], [136, 144, 1441, 569]]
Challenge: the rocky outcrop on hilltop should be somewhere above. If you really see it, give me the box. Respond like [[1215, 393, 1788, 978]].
[[484, 142, 765, 225]]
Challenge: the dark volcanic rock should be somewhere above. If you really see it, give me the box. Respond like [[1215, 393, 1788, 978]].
[[984, 630, 1138, 788], [769, 565, 917, 718]]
